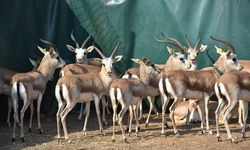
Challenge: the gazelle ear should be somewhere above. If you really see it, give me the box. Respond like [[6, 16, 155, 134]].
[[29, 58, 38, 67], [114, 55, 123, 62], [66, 44, 75, 53], [86, 46, 95, 53], [131, 58, 140, 64], [226, 50, 232, 57], [37, 46, 47, 55], [215, 46, 224, 55], [88, 58, 102, 66], [199, 44, 207, 52], [167, 46, 174, 55]]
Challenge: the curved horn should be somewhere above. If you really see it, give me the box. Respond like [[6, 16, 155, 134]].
[[185, 35, 192, 48], [110, 42, 120, 58], [81, 35, 91, 48], [71, 31, 79, 48], [194, 34, 202, 50], [155, 38, 184, 53], [210, 36, 236, 53], [93, 45, 106, 59], [161, 32, 184, 50], [40, 39, 58, 52]]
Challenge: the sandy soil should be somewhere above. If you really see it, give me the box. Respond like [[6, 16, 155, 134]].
[[0, 112, 250, 150]]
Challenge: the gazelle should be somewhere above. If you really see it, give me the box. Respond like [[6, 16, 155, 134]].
[[214, 71, 250, 143], [11, 40, 65, 142], [110, 77, 159, 142], [0, 59, 40, 127], [55, 42, 122, 142], [159, 36, 243, 137]]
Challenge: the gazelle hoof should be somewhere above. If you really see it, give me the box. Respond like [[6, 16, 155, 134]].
[[11, 138, 15, 142], [28, 128, 32, 132], [21, 137, 25, 142], [112, 139, 115, 143], [39, 129, 43, 134], [127, 132, 131, 136], [242, 133, 246, 140], [7, 122, 11, 127], [207, 130, 213, 135], [103, 121, 108, 126], [230, 138, 237, 144], [124, 138, 130, 144], [175, 132, 180, 138], [83, 131, 88, 136], [217, 136, 222, 142], [165, 123, 171, 129], [145, 123, 149, 128], [138, 126, 141, 131], [161, 132, 166, 137]]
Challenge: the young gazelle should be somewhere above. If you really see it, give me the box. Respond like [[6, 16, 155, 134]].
[[11, 40, 65, 142], [215, 71, 250, 143], [55, 42, 122, 142], [0, 59, 40, 127], [159, 36, 243, 137]]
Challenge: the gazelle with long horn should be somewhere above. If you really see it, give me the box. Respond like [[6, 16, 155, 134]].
[[11, 40, 65, 142], [55, 42, 122, 142], [159, 36, 243, 137]]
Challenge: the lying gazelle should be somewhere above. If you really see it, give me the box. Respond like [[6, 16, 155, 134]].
[[110, 62, 160, 142], [0, 59, 40, 127], [214, 71, 250, 143], [159, 36, 243, 137], [55, 42, 122, 142], [11, 40, 65, 142]]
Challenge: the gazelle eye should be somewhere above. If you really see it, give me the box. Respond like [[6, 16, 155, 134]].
[[179, 58, 184, 61], [84, 52, 87, 55]]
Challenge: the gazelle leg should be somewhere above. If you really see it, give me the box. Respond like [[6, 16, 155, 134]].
[[241, 100, 248, 139], [7, 97, 13, 127], [133, 104, 140, 137], [101, 96, 107, 125], [28, 100, 34, 132], [56, 101, 65, 141], [169, 97, 181, 137], [11, 93, 18, 142], [215, 97, 225, 142], [37, 93, 43, 134], [161, 95, 169, 136], [204, 94, 212, 135], [77, 103, 84, 121], [118, 105, 129, 143], [20, 99, 30, 142], [127, 105, 133, 136], [110, 89, 118, 142], [60, 101, 77, 142], [93, 95, 105, 135], [82, 102, 90, 135], [223, 98, 238, 143], [138, 100, 143, 120], [145, 96, 155, 127]]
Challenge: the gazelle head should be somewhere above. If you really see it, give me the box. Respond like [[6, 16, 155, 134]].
[[156, 33, 191, 70], [131, 57, 161, 74], [94, 42, 123, 76], [66, 31, 94, 64], [38, 39, 66, 80], [211, 36, 243, 73], [184, 35, 207, 70]]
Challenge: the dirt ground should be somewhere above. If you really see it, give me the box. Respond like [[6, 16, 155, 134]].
[[0, 112, 250, 150]]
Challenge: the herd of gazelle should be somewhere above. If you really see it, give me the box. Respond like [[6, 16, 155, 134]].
[[0, 33, 249, 144]]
